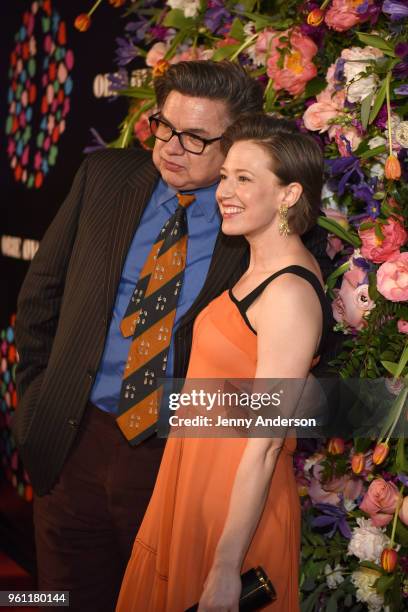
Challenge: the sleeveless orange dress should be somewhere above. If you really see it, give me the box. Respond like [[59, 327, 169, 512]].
[[116, 284, 304, 612]]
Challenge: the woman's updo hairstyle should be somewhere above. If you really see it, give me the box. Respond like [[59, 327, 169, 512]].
[[221, 114, 324, 235]]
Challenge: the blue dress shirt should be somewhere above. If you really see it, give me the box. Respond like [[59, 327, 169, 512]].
[[90, 178, 220, 413]]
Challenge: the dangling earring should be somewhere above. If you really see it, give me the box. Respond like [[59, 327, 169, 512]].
[[278, 204, 290, 237]]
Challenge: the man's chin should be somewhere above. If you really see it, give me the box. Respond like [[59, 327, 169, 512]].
[[161, 168, 191, 191]]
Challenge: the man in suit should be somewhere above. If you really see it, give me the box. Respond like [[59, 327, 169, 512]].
[[14, 60, 330, 610]]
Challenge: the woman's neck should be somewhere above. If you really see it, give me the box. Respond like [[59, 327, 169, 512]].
[[245, 228, 303, 274]]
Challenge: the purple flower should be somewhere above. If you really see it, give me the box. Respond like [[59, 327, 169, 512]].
[[394, 57, 408, 78], [115, 37, 140, 67], [84, 128, 108, 154], [351, 183, 378, 211], [396, 42, 408, 57], [382, 0, 408, 21], [125, 19, 151, 42], [398, 473, 408, 487], [356, 0, 369, 14], [150, 25, 170, 41], [312, 503, 352, 538], [204, 0, 232, 33], [325, 157, 365, 195], [395, 84, 408, 95], [353, 256, 371, 271], [299, 23, 326, 47], [108, 69, 129, 93]]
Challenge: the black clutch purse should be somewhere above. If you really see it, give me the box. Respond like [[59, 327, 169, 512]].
[[185, 566, 276, 612]]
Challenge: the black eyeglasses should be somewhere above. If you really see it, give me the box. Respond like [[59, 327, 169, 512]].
[[149, 113, 222, 155]]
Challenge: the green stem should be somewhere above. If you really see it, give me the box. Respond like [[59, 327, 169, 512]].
[[320, 0, 331, 9], [88, 0, 103, 17], [119, 100, 155, 149], [385, 71, 393, 157], [389, 485, 404, 548], [384, 383, 408, 444], [230, 33, 259, 62]]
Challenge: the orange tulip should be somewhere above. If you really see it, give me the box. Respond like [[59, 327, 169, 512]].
[[153, 59, 170, 78], [384, 155, 401, 180], [351, 452, 365, 475], [109, 0, 126, 6], [327, 438, 345, 455], [372, 442, 390, 465], [74, 14, 91, 32], [307, 8, 325, 26], [381, 548, 398, 572]]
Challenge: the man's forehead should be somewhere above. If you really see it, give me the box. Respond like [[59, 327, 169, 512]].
[[162, 92, 228, 125]]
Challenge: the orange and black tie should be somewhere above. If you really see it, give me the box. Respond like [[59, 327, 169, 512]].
[[116, 193, 196, 445]]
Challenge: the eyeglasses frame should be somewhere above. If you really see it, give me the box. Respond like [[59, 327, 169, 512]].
[[148, 112, 223, 155]]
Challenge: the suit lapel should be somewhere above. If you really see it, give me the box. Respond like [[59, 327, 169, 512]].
[[104, 158, 159, 323]]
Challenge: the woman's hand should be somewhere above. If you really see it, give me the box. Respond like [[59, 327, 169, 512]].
[[198, 565, 241, 612]]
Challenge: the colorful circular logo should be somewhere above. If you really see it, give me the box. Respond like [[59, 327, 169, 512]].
[[5, 0, 74, 189], [0, 315, 32, 501]]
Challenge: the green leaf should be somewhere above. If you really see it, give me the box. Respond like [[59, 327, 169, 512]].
[[360, 561, 382, 572], [394, 342, 408, 378], [355, 32, 396, 57], [229, 18, 245, 42], [212, 44, 241, 62], [358, 144, 387, 160], [304, 77, 327, 99], [374, 574, 394, 595], [318, 216, 361, 248], [301, 583, 326, 612], [163, 8, 194, 29], [369, 79, 387, 125], [360, 92, 374, 130], [395, 437, 408, 472], [395, 518, 408, 547], [374, 222, 385, 241]]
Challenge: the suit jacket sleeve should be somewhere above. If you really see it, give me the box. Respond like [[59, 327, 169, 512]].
[[15, 157, 89, 404]]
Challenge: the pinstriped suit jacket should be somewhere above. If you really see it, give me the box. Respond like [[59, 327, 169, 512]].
[[13, 148, 330, 495]]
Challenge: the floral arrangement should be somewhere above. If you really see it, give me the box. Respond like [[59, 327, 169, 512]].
[[74, 0, 408, 609]]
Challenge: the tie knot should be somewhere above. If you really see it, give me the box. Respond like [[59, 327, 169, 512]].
[[176, 193, 196, 208]]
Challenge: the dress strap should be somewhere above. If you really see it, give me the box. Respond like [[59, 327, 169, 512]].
[[228, 265, 332, 356]]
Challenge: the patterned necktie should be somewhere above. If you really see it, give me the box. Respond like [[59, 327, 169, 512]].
[[116, 193, 196, 444]]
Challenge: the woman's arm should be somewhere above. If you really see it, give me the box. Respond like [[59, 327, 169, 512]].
[[198, 275, 322, 612]]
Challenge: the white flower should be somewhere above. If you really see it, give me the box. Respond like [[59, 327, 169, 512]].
[[347, 517, 391, 564], [303, 452, 324, 473], [324, 564, 345, 590], [369, 162, 385, 179], [166, 0, 200, 18], [343, 498, 358, 512], [368, 136, 387, 149], [396, 120, 408, 148], [341, 46, 383, 104], [243, 21, 256, 37], [321, 183, 338, 208], [351, 569, 384, 612]]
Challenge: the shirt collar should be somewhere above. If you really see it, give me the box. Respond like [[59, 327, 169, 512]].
[[154, 178, 219, 223]]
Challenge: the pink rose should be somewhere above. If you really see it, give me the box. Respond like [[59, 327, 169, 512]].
[[325, 0, 373, 32], [254, 28, 277, 65], [377, 251, 408, 302], [303, 101, 341, 133], [146, 42, 167, 67], [360, 478, 401, 527], [332, 267, 375, 330], [397, 319, 408, 334], [325, 208, 349, 259], [308, 464, 363, 506], [267, 28, 318, 96], [399, 496, 408, 526], [134, 112, 153, 148], [359, 218, 408, 264], [329, 125, 362, 156], [327, 235, 344, 259]]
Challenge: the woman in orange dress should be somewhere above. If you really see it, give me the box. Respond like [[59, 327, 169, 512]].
[[116, 115, 330, 612]]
